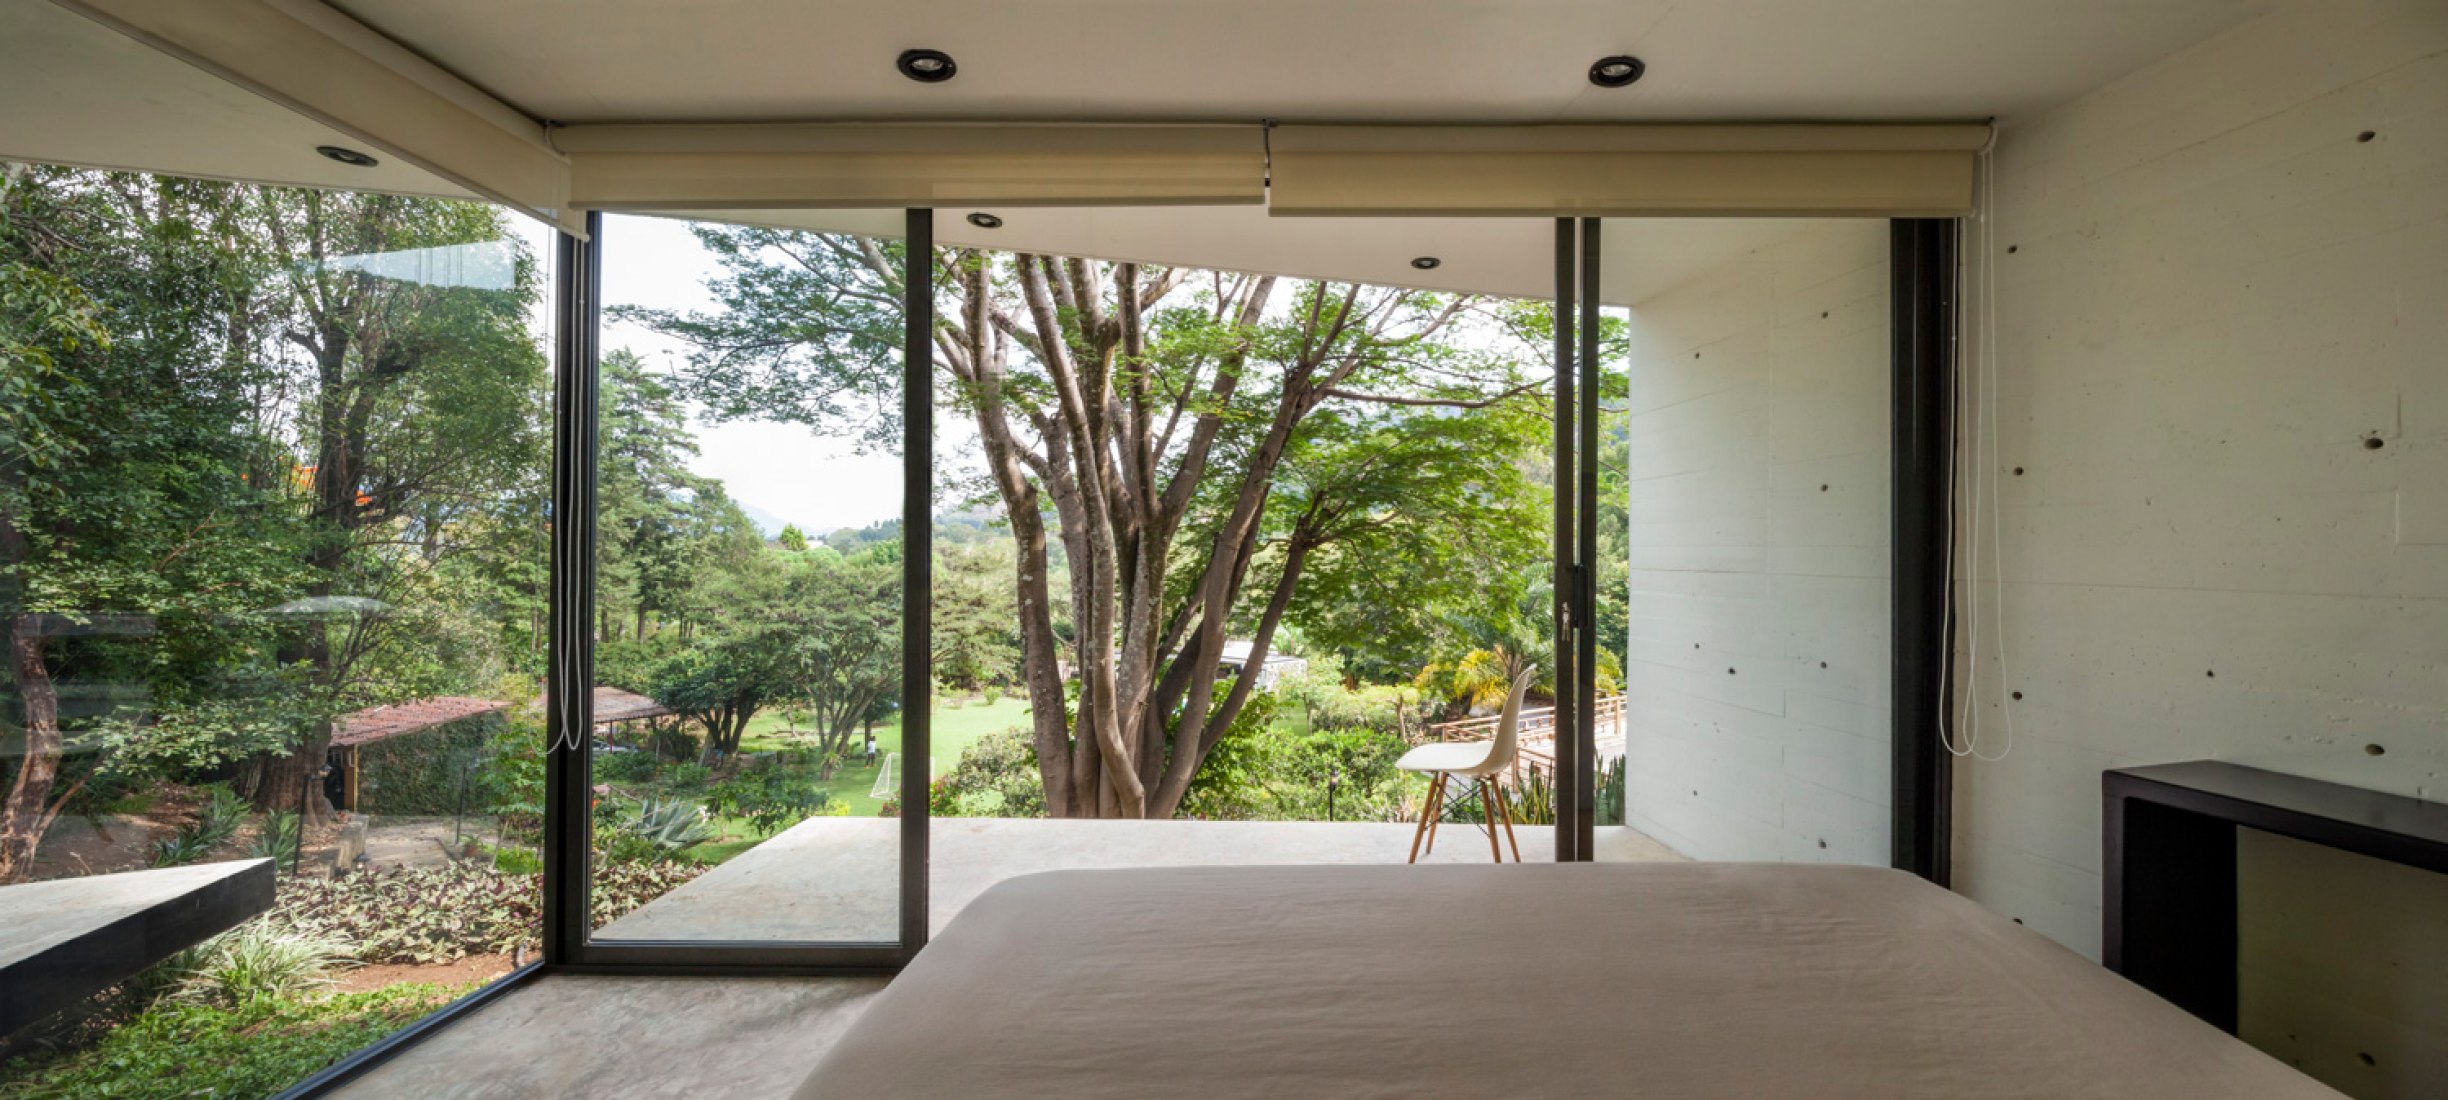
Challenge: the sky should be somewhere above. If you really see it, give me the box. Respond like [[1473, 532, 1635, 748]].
[[520, 213, 918, 535]]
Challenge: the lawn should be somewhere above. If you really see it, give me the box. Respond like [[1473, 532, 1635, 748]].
[[695, 696, 1030, 841]]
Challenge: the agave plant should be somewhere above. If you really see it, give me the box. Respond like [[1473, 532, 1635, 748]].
[[624, 798, 717, 855], [248, 810, 301, 860]]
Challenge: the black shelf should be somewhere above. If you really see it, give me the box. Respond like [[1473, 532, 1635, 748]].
[[2103, 760, 2448, 1032]]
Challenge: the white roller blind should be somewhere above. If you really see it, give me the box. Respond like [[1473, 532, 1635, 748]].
[[559, 124, 1268, 210], [1269, 124, 1986, 217]]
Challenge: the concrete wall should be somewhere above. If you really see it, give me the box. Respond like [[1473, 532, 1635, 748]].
[[1950, 2, 2448, 1095], [1618, 218, 1894, 866]]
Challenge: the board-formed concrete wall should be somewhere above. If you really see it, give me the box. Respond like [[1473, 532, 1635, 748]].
[[1618, 218, 1894, 867], [1951, 2, 2447, 1095]]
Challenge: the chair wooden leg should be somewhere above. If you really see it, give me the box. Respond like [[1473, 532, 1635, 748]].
[[1406, 773, 1442, 864], [1492, 780, 1522, 862], [1477, 779, 1503, 863], [1419, 774, 1449, 859]]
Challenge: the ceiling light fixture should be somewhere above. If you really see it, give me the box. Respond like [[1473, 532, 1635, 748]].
[[1410, 256, 1441, 270], [898, 48, 957, 83], [315, 145, 379, 167], [966, 212, 1003, 229], [1588, 55, 1645, 88]]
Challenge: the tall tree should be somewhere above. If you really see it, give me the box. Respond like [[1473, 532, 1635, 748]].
[[245, 188, 546, 820], [627, 227, 1543, 818], [1, 168, 306, 879]]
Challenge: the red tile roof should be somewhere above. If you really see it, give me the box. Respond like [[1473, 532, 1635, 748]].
[[333, 696, 511, 747]]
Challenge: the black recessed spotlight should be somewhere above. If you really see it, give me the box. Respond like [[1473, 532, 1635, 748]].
[[1588, 55, 1645, 88], [966, 212, 1003, 229], [898, 48, 957, 83], [1410, 256, 1441, 270], [315, 145, 379, 168]]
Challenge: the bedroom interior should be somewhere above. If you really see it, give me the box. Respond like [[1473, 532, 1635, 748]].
[[0, 1, 2440, 1098]]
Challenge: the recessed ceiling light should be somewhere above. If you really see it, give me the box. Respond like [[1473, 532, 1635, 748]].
[[315, 145, 379, 168], [898, 48, 957, 83], [966, 212, 1003, 229], [1410, 256, 1441, 270], [1588, 55, 1645, 88]]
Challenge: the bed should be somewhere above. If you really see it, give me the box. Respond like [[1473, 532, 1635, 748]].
[[796, 863, 2335, 1098]]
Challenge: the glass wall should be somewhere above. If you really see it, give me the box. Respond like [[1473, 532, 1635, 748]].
[[583, 211, 906, 945], [1, 163, 551, 1095], [1598, 217, 1896, 864]]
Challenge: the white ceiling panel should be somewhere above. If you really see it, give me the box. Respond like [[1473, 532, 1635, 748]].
[[0, 0, 471, 198], [334, 0, 2266, 126]]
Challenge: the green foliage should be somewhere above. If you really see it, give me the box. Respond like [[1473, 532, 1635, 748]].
[[930, 726, 1047, 818], [1595, 755, 1627, 828], [616, 797, 718, 857], [662, 761, 711, 790], [776, 524, 808, 552], [158, 923, 347, 1007], [248, 811, 299, 861], [1181, 695, 1418, 823], [593, 749, 659, 784], [356, 715, 499, 815], [270, 858, 700, 966], [706, 756, 833, 835], [0, 984, 458, 1100], [483, 843, 542, 876], [481, 713, 546, 837], [150, 786, 248, 867]]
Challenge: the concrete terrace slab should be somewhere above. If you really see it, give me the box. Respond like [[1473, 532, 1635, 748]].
[[596, 817, 1684, 943], [0, 858, 274, 1035]]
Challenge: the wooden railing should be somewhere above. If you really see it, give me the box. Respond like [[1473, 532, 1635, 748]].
[[1416, 694, 1627, 785]]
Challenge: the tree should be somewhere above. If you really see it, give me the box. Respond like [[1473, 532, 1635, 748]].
[[776, 523, 808, 552], [932, 539, 1020, 691], [649, 630, 792, 766], [625, 226, 1544, 818], [242, 187, 547, 822], [1, 168, 309, 879], [774, 551, 900, 761]]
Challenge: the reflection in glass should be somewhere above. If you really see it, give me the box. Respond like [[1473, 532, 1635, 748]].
[[1, 165, 549, 1097]]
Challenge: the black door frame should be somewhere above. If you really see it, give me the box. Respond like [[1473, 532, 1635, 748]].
[[540, 209, 935, 976]]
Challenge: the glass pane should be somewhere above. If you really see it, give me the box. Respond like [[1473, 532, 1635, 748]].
[[2, 165, 549, 1094], [585, 211, 905, 944], [1599, 217, 1894, 864], [912, 207, 1572, 924]]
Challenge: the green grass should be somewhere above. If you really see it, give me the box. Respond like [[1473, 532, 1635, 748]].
[[0, 984, 464, 1100], [663, 696, 1033, 853]]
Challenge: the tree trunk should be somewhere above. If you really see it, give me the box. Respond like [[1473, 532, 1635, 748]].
[[0, 613, 65, 883]]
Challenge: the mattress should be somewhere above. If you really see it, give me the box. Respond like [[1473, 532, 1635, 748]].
[[797, 862, 2334, 1099]]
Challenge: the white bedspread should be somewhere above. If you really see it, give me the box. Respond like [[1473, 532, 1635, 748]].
[[798, 862, 2334, 1098]]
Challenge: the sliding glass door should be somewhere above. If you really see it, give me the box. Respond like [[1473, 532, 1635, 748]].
[[1554, 216, 1954, 875], [545, 209, 932, 971]]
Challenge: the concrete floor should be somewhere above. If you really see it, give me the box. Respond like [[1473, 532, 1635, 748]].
[[336, 819, 1680, 1099]]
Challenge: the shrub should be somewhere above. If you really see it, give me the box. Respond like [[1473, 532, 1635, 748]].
[[706, 760, 830, 835], [0, 984, 458, 1100], [355, 714, 499, 815], [929, 726, 1046, 818], [248, 810, 299, 861], [1595, 755, 1626, 827], [162, 924, 348, 1007], [151, 785, 248, 867], [275, 865, 536, 965], [594, 750, 659, 784], [663, 761, 712, 790]]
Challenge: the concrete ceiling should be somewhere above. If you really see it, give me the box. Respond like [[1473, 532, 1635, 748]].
[[332, 0, 2267, 125], [0, 0, 471, 198], [5, 0, 2272, 304]]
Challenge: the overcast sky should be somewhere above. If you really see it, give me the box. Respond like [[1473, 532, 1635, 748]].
[[524, 213, 915, 535]]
